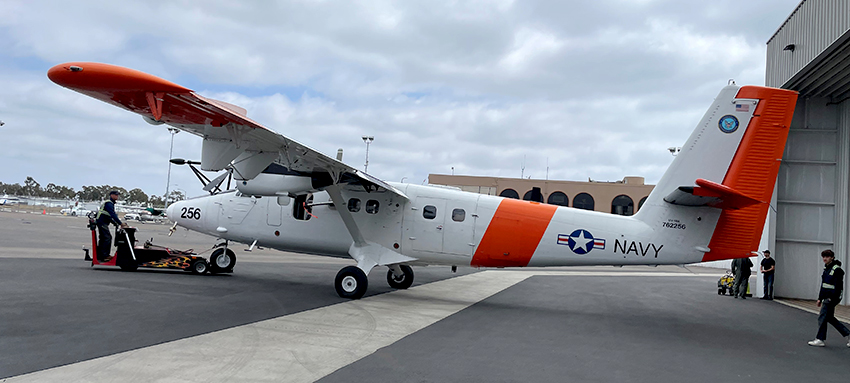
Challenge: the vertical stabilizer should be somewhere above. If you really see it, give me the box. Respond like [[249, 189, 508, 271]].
[[635, 85, 798, 262]]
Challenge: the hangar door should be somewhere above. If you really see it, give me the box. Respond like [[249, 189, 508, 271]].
[[774, 99, 839, 299]]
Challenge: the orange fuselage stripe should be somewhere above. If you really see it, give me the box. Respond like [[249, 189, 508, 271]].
[[471, 199, 557, 267], [702, 86, 798, 262]]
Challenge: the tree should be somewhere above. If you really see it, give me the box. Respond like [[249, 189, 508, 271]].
[[23, 177, 42, 197], [167, 190, 186, 203], [149, 195, 165, 207], [126, 188, 149, 204]]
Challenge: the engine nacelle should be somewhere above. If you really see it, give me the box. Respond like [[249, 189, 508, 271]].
[[236, 173, 314, 196]]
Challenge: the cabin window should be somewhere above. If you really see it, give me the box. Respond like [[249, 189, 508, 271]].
[[366, 200, 379, 214], [547, 191, 569, 206], [499, 189, 519, 199], [348, 198, 361, 212], [293, 194, 313, 221], [638, 196, 648, 212], [452, 208, 465, 222], [423, 205, 437, 220], [611, 195, 634, 216], [573, 193, 595, 211]]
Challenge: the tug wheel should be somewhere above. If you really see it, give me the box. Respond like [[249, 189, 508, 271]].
[[209, 248, 236, 273], [190, 259, 209, 275]]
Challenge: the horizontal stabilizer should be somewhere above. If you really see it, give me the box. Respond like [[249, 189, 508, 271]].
[[664, 178, 762, 210]]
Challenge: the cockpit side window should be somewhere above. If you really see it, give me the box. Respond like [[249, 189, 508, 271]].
[[366, 200, 379, 214], [348, 198, 361, 213]]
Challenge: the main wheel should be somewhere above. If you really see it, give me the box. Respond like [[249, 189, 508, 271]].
[[190, 259, 209, 275], [386, 265, 414, 289], [335, 266, 368, 299], [209, 248, 236, 273]]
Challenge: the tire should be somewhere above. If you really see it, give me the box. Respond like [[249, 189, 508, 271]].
[[190, 259, 208, 275], [209, 248, 236, 273], [386, 265, 414, 289], [335, 266, 368, 299], [71, 212, 76, 217]]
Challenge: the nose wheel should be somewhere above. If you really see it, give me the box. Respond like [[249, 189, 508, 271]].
[[209, 247, 236, 273], [335, 266, 368, 299]]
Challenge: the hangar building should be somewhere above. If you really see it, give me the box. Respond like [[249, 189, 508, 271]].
[[765, 0, 850, 304]]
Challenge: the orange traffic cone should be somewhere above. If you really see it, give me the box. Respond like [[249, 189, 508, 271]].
[[42, 209, 46, 215]]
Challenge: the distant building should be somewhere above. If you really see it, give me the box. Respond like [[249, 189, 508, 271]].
[[427, 174, 654, 216]]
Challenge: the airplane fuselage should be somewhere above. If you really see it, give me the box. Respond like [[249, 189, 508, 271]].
[[168, 182, 720, 268]]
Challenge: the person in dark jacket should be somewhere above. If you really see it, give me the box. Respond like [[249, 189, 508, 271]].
[[807, 249, 850, 347], [732, 257, 753, 299], [760, 250, 776, 300], [95, 190, 128, 261]]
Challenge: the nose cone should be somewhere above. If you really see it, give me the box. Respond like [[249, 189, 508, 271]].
[[47, 62, 191, 93], [166, 202, 178, 222]]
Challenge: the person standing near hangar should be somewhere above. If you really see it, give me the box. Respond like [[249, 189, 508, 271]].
[[760, 250, 775, 300], [96, 190, 128, 261], [732, 257, 753, 299], [807, 249, 850, 347]]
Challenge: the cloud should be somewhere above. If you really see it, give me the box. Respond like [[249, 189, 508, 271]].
[[0, 0, 801, 200]]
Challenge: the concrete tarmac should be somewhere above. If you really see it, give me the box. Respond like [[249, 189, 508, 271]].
[[2, 211, 850, 382]]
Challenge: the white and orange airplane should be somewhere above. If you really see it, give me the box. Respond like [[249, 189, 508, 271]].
[[49, 62, 797, 299]]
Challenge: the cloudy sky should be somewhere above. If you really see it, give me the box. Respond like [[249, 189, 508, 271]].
[[0, 0, 801, 199]]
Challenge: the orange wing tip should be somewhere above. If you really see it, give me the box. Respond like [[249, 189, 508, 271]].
[[47, 62, 191, 93]]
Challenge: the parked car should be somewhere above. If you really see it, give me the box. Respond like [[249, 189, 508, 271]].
[[61, 207, 91, 216], [124, 213, 141, 221]]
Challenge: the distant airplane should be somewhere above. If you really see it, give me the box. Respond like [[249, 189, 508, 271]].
[[0, 195, 19, 205], [49, 62, 797, 299]]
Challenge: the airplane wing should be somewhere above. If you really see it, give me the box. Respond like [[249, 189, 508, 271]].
[[47, 62, 406, 199]]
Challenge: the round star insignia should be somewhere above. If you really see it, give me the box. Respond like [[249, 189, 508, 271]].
[[567, 229, 595, 255]]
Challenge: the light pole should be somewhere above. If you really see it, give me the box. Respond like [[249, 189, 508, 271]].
[[165, 127, 179, 206], [362, 136, 374, 172]]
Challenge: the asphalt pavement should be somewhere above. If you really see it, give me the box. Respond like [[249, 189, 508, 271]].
[[2, 211, 849, 382]]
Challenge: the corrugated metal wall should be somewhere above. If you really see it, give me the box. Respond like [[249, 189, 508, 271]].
[[773, 97, 841, 300], [767, 0, 850, 88], [766, 0, 850, 303]]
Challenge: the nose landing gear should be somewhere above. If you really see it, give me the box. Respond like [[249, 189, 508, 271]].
[[209, 247, 236, 274]]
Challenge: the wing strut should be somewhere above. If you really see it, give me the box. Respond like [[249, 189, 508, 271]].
[[325, 185, 415, 273]]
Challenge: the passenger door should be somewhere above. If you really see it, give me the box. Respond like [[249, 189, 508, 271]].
[[441, 197, 478, 256], [409, 197, 447, 253]]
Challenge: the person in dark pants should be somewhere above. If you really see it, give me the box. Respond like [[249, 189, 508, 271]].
[[732, 257, 753, 299], [807, 249, 850, 347], [760, 250, 775, 300], [96, 190, 128, 261]]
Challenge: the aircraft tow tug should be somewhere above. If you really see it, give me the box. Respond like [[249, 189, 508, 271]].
[[86, 214, 234, 275]]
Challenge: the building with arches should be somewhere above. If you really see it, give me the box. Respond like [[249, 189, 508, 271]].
[[427, 174, 654, 216]]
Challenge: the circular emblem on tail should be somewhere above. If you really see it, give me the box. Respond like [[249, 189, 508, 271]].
[[718, 115, 739, 133]]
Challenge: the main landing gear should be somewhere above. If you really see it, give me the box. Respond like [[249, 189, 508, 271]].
[[333, 264, 415, 299]]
